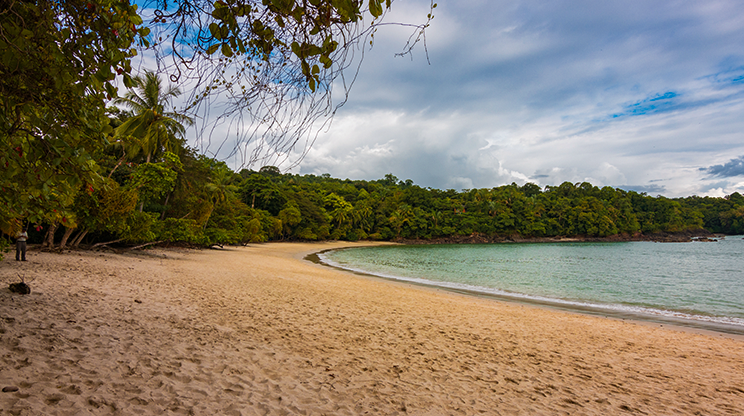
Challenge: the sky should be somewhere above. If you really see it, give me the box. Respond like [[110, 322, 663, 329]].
[[174, 0, 744, 198]]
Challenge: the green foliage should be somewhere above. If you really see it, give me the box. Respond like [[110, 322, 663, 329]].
[[278, 201, 302, 238], [1, 0, 145, 230], [240, 173, 287, 215], [8, 135, 743, 248], [75, 178, 139, 235], [131, 162, 179, 206], [158, 218, 203, 244], [111, 168, 744, 245], [205, 0, 378, 88], [1, 0, 436, 249], [122, 211, 158, 243]]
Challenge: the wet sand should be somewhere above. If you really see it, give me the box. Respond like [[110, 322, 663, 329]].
[[1, 242, 743, 415]]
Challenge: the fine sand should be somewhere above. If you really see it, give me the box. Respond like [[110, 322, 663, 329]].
[[1, 242, 743, 415]]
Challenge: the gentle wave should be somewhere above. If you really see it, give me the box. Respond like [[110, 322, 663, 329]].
[[318, 250, 744, 330]]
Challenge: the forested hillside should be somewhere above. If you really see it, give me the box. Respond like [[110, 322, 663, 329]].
[[7, 142, 744, 251]]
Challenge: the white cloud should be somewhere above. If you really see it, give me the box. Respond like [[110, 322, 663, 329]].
[[174, 0, 744, 198]]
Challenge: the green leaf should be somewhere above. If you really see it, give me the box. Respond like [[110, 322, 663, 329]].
[[292, 6, 304, 23], [105, 83, 118, 99], [320, 55, 332, 69], [369, 0, 383, 18], [307, 44, 321, 56], [236, 4, 251, 16], [209, 23, 221, 39], [322, 36, 338, 54], [301, 60, 310, 77], [308, 78, 316, 92], [212, 1, 228, 20], [335, 0, 360, 21], [221, 43, 233, 57], [123, 73, 133, 88], [271, 0, 294, 13], [207, 44, 219, 55]]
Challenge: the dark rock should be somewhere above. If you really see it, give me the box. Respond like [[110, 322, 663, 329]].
[[9, 282, 30, 295]]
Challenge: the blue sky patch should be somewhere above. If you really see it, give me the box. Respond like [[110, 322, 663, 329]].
[[702, 67, 744, 86], [611, 91, 680, 118], [649, 91, 678, 101]]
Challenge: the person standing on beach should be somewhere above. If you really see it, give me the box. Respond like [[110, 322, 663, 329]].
[[16, 229, 27, 261]]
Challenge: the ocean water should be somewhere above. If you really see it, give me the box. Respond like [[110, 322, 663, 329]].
[[319, 237, 744, 333]]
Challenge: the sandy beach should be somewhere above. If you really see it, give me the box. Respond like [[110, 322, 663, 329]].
[[1, 242, 743, 415]]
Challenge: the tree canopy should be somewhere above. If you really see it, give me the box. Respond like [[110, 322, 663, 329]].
[[1, 0, 433, 237], [1, 0, 146, 236], [114, 70, 194, 163], [138, 0, 435, 169]]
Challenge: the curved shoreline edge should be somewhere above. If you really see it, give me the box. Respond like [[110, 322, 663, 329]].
[[307, 244, 744, 339]]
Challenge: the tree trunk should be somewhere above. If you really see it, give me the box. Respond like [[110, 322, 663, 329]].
[[41, 228, 50, 248], [44, 222, 58, 248], [90, 239, 123, 249], [160, 191, 172, 220], [108, 151, 127, 178], [202, 204, 215, 230], [127, 240, 163, 250], [70, 229, 84, 246], [59, 226, 75, 248], [72, 229, 89, 247], [138, 151, 151, 213]]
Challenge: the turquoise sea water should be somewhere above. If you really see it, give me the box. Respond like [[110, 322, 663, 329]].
[[319, 237, 744, 333]]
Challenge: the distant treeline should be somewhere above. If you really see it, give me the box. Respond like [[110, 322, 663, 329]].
[[13, 150, 744, 249]]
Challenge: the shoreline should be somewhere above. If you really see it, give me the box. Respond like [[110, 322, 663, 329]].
[[311, 243, 744, 340], [2, 242, 744, 414]]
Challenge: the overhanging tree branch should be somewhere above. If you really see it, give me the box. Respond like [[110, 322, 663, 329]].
[[135, 0, 436, 171]]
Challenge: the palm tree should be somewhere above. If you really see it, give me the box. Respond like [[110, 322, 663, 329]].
[[114, 70, 193, 163], [202, 164, 239, 229], [389, 204, 414, 237], [323, 193, 353, 234], [352, 203, 374, 232]]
